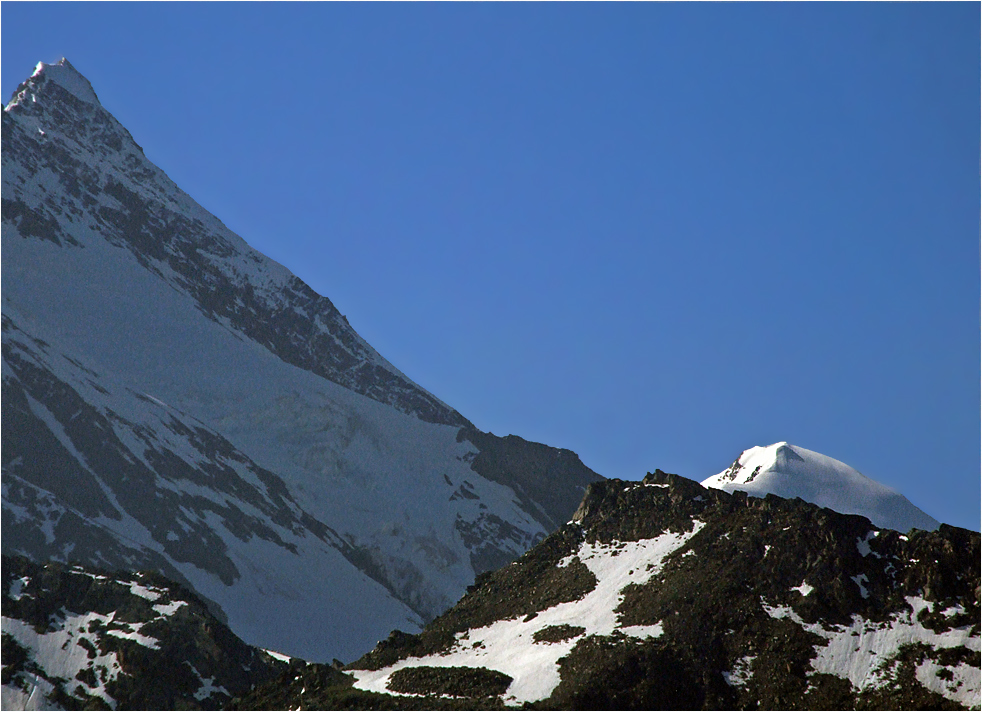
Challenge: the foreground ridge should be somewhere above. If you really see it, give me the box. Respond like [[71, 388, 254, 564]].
[[234, 471, 980, 710]]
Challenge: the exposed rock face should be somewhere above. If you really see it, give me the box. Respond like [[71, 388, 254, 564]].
[[243, 471, 979, 710], [1, 555, 286, 710], [1, 58, 602, 664], [457, 428, 598, 533]]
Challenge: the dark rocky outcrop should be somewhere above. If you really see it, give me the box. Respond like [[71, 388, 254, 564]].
[[458, 428, 602, 533]]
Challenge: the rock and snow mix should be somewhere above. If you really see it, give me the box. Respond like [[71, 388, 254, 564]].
[[352, 521, 705, 704], [2, 613, 127, 709], [1, 570, 189, 709], [2, 558, 287, 711], [763, 596, 980, 707], [335, 473, 979, 710], [723, 655, 756, 688]]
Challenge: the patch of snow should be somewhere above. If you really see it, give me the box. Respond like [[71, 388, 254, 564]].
[[620, 623, 664, 639], [722, 655, 756, 688], [8, 576, 31, 601], [188, 663, 231, 702], [263, 648, 293, 663], [126, 582, 162, 602], [792, 581, 814, 597], [105, 624, 159, 648], [856, 531, 882, 559], [152, 600, 186, 617], [941, 604, 967, 619], [351, 521, 706, 705], [850, 574, 870, 599]]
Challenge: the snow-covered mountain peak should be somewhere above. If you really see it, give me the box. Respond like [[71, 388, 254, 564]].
[[7, 58, 101, 110], [34, 58, 100, 105], [2, 58, 602, 663], [701, 442, 940, 533]]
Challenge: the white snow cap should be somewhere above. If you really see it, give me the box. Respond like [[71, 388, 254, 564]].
[[701, 442, 940, 533], [32, 58, 101, 106]]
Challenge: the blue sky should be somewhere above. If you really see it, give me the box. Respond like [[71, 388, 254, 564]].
[[3, 3, 978, 530]]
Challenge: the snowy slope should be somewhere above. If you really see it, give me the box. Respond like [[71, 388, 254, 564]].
[[353, 514, 706, 705], [1, 59, 600, 664], [702, 442, 940, 533]]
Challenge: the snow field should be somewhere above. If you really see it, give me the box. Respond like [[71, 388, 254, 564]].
[[351, 520, 706, 705]]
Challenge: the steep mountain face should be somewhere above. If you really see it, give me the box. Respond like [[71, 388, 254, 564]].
[[1, 58, 601, 664], [703, 442, 940, 533], [244, 470, 979, 710], [1, 555, 287, 710]]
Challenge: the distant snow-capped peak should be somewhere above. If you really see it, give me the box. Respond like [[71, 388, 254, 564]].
[[701, 442, 940, 533]]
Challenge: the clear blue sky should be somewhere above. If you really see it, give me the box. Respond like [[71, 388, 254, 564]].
[[3, 3, 978, 530]]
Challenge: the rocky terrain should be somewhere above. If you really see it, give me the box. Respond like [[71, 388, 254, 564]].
[[234, 470, 979, 710]]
